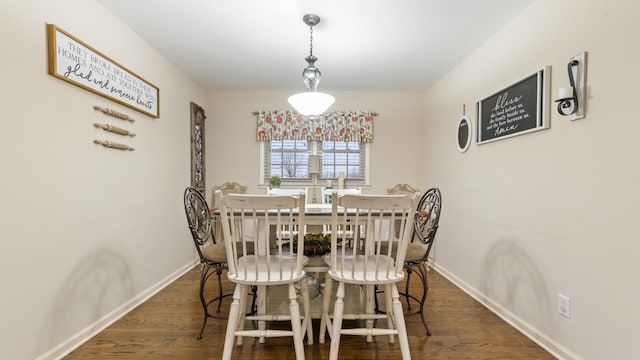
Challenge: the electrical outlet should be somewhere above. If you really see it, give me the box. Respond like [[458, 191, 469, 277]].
[[558, 294, 571, 318]]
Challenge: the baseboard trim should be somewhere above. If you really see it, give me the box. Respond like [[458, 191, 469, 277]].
[[433, 263, 580, 360], [36, 261, 197, 360]]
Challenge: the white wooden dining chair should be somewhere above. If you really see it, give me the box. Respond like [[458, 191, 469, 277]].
[[267, 187, 307, 242], [319, 193, 420, 360], [321, 187, 361, 239], [321, 187, 361, 204], [210, 182, 248, 248], [216, 190, 313, 360]]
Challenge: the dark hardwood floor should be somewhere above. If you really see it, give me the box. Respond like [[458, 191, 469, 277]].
[[64, 266, 554, 359]]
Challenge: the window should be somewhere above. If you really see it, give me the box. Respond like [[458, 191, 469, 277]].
[[261, 140, 369, 185]]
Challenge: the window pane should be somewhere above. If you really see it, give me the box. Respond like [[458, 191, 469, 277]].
[[266, 140, 309, 180], [319, 141, 364, 181]]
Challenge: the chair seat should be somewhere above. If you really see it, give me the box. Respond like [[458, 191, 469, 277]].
[[322, 249, 354, 263], [377, 241, 427, 263], [230, 255, 308, 284], [327, 255, 404, 284], [404, 241, 428, 262], [202, 242, 228, 263]]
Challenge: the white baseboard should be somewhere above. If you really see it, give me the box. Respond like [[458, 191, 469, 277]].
[[36, 261, 197, 360], [432, 263, 580, 360]]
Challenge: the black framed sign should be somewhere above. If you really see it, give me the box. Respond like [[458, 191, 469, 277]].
[[476, 66, 550, 144], [457, 115, 472, 153]]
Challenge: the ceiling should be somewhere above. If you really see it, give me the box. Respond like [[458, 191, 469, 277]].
[[97, 0, 532, 93]]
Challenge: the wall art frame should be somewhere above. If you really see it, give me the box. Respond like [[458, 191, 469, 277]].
[[475, 66, 550, 144], [47, 24, 160, 118], [190, 102, 206, 195]]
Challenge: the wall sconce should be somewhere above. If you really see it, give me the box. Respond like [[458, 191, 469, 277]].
[[555, 52, 587, 120]]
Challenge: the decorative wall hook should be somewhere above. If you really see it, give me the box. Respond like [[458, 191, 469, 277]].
[[555, 52, 587, 120]]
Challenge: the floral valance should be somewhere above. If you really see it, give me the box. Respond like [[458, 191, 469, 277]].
[[256, 110, 374, 143]]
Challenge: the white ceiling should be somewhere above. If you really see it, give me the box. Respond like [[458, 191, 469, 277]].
[[97, 0, 532, 93]]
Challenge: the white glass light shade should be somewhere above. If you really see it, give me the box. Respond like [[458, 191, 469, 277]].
[[288, 92, 335, 116]]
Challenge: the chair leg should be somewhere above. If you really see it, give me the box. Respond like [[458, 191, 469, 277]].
[[216, 267, 225, 313], [222, 285, 243, 360], [319, 276, 333, 344], [197, 264, 212, 340], [404, 265, 413, 310], [256, 284, 267, 344], [390, 284, 412, 360], [288, 283, 305, 360], [417, 262, 431, 336], [197, 264, 232, 339], [329, 282, 345, 360], [236, 285, 249, 346], [249, 286, 258, 315], [299, 277, 314, 345], [400, 261, 432, 336], [373, 284, 384, 314], [365, 284, 375, 342], [384, 284, 395, 343]]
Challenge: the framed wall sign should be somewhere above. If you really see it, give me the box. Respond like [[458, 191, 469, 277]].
[[457, 115, 472, 153], [475, 66, 550, 144], [190, 102, 206, 195], [47, 24, 160, 118]]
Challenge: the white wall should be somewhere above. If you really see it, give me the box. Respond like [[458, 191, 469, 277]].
[[205, 91, 424, 195], [423, 0, 640, 358], [0, 1, 205, 359]]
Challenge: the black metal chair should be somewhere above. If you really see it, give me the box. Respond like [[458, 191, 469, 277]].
[[402, 187, 441, 335], [183, 187, 231, 339]]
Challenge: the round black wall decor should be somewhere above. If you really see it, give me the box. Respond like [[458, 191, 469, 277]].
[[457, 115, 472, 153]]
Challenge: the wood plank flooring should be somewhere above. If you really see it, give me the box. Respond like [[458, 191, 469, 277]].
[[64, 266, 554, 359]]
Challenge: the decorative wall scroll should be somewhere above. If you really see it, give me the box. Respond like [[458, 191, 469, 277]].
[[93, 106, 136, 122], [190, 102, 206, 194], [47, 24, 160, 118], [93, 123, 136, 137], [476, 66, 550, 144], [93, 140, 135, 151]]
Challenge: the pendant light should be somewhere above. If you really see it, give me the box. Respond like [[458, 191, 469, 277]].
[[288, 14, 335, 116]]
